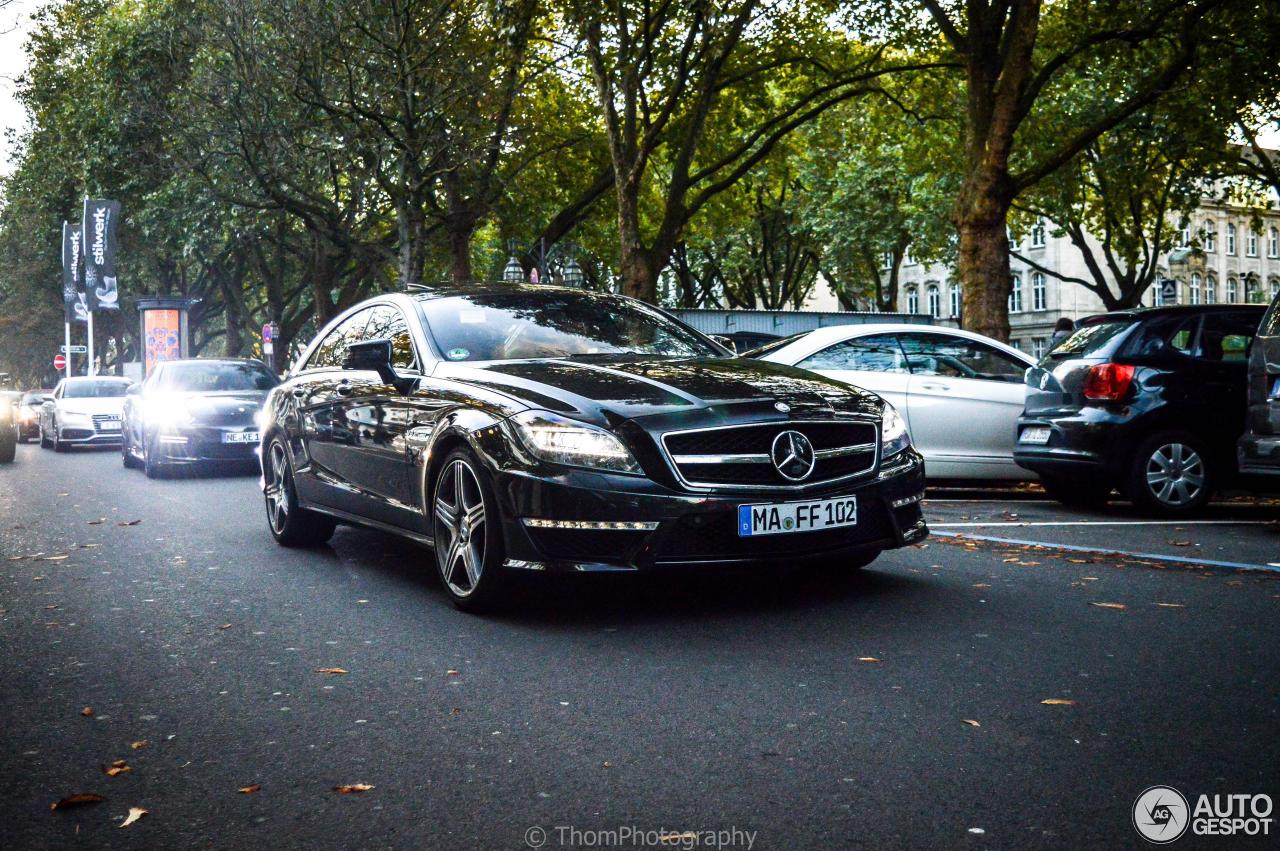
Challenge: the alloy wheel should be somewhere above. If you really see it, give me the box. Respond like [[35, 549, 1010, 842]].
[[1145, 442, 1205, 507], [265, 441, 291, 535], [434, 458, 487, 598]]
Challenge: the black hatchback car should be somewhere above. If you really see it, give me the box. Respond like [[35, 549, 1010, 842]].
[[259, 285, 928, 610], [1015, 304, 1266, 515]]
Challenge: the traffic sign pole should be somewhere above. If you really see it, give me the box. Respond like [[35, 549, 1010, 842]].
[[86, 312, 95, 377]]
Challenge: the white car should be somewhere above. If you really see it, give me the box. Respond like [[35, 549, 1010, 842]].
[[753, 324, 1036, 480], [39, 376, 133, 452]]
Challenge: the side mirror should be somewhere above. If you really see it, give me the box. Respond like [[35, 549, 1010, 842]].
[[126, 384, 143, 396], [710, 334, 737, 354], [344, 338, 415, 395]]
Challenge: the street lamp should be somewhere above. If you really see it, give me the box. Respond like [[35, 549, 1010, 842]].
[[502, 239, 525, 283], [561, 255, 585, 287]]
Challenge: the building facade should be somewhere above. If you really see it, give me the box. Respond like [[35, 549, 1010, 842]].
[[869, 198, 1280, 355]]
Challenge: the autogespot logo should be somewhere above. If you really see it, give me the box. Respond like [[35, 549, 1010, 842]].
[[1134, 786, 1190, 844]]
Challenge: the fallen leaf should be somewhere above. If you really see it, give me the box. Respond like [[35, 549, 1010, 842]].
[[1040, 698, 1076, 706], [88, 519, 105, 525], [237, 784, 261, 794], [102, 760, 131, 777], [446, 669, 460, 676], [1091, 602, 1127, 610], [50, 793, 106, 811], [1067, 558, 1093, 564], [857, 657, 881, 663], [117, 520, 143, 526], [81, 706, 94, 717], [972, 583, 991, 588], [41, 554, 69, 561], [44, 605, 59, 610], [218, 624, 232, 630], [1169, 540, 1192, 547], [119, 806, 147, 828], [314, 667, 348, 675], [130, 741, 148, 750], [1156, 603, 1186, 609], [333, 784, 374, 794], [1227, 580, 1244, 587], [450, 707, 461, 716], [602, 761, 613, 768], [961, 719, 981, 727]]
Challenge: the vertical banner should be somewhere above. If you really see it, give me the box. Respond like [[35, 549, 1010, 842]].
[[143, 308, 181, 376], [82, 198, 121, 311], [61, 221, 88, 323]]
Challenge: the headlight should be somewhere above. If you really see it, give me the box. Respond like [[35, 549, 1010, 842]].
[[147, 402, 193, 430], [19, 405, 35, 422], [881, 402, 911, 457], [60, 410, 92, 426], [510, 410, 642, 475]]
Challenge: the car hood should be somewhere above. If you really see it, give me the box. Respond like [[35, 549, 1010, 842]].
[[57, 397, 127, 416], [435, 356, 883, 426], [151, 390, 267, 421]]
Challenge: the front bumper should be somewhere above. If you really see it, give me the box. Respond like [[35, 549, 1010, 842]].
[[56, 425, 123, 445], [1012, 411, 1129, 482], [152, 425, 260, 463], [492, 448, 927, 572]]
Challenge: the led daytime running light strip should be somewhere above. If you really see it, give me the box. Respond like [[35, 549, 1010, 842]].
[[522, 519, 659, 531], [890, 492, 924, 508]]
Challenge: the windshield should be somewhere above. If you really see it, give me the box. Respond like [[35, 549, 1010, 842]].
[[416, 291, 721, 361], [22, 392, 48, 404], [1047, 320, 1134, 359], [63, 380, 132, 398], [161, 361, 278, 392]]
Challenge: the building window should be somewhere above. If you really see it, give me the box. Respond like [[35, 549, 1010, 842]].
[[1008, 274, 1023, 313], [881, 251, 893, 270], [926, 283, 941, 318], [1190, 273, 1201, 305], [1031, 337, 1047, 359], [1008, 339, 1022, 351], [906, 286, 919, 314], [949, 283, 961, 318], [1031, 220, 1046, 248], [1178, 224, 1191, 248], [1203, 223, 1216, 252], [1247, 229, 1258, 257], [1031, 272, 1046, 310], [1270, 227, 1278, 258], [1226, 276, 1238, 303], [1227, 223, 1236, 255], [1245, 276, 1258, 303], [1270, 277, 1280, 299], [903, 249, 916, 267], [1205, 275, 1216, 304]]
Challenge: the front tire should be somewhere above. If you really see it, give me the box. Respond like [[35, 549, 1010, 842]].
[[52, 422, 67, 453], [263, 437, 335, 546], [1126, 431, 1214, 517], [121, 426, 141, 468], [39, 423, 51, 449], [432, 448, 508, 612], [143, 436, 167, 478]]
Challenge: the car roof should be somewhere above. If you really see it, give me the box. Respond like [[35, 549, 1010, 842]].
[[408, 282, 607, 301], [1083, 304, 1267, 324], [63, 375, 131, 381]]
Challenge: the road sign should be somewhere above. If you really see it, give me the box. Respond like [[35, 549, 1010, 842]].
[[60, 345, 87, 354], [1159, 277, 1178, 304], [262, 322, 273, 343], [53, 354, 67, 371]]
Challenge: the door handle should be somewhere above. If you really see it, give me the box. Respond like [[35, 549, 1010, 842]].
[[920, 382, 951, 391]]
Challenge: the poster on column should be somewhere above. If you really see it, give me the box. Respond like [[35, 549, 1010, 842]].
[[82, 199, 121, 311], [61, 221, 88, 323]]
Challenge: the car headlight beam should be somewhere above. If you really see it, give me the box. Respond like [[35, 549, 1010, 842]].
[[881, 402, 911, 458], [510, 410, 642, 475]]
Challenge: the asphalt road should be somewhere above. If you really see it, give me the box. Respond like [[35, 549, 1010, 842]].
[[1, 443, 1278, 850]]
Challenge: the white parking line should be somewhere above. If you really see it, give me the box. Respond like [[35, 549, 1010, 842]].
[[932, 531, 1280, 573], [933, 520, 1278, 527]]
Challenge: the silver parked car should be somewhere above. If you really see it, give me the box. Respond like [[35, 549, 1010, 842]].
[[39, 376, 133, 451], [750, 324, 1036, 481]]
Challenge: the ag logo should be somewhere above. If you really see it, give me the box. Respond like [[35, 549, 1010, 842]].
[[1133, 786, 1189, 844]]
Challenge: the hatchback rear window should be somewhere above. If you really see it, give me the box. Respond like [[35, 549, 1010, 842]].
[[1047, 320, 1133, 358]]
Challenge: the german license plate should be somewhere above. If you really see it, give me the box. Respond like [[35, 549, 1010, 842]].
[[1019, 426, 1051, 445], [738, 496, 857, 537], [99, 419, 121, 431], [222, 431, 259, 444]]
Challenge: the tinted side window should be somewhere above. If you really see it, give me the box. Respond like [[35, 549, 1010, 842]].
[[1199, 312, 1257, 363], [305, 309, 373, 370], [365, 306, 419, 372], [1260, 293, 1280, 337], [897, 333, 1026, 382], [799, 334, 907, 372]]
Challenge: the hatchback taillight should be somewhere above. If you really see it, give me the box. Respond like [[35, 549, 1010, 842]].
[[1083, 363, 1135, 401]]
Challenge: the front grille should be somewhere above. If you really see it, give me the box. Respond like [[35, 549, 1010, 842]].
[[91, 414, 121, 433], [661, 420, 878, 489], [527, 528, 650, 564]]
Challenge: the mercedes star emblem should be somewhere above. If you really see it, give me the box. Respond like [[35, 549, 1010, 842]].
[[774, 401, 790, 413], [770, 430, 816, 481]]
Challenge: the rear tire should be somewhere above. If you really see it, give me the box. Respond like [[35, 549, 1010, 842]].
[[1126, 430, 1214, 517], [1040, 477, 1112, 509], [39, 424, 51, 449], [263, 437, 335, 547], [431, 447, 509, 613], [143, 436, 166, 479]]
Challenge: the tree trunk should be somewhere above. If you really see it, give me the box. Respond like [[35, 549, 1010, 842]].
[[447, 220, 473, 283], [954, 167, 1015, 340]]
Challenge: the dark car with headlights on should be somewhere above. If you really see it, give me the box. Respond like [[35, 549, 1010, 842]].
[[122, 358, 278, 478], [258, 285, 927, 611], [18, 390, 52, 442], [1015, 304, 1265, 515]]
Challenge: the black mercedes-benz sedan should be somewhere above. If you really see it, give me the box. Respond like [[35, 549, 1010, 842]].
[[260, 285, 927, 610], [122, 358, 279, 478]]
